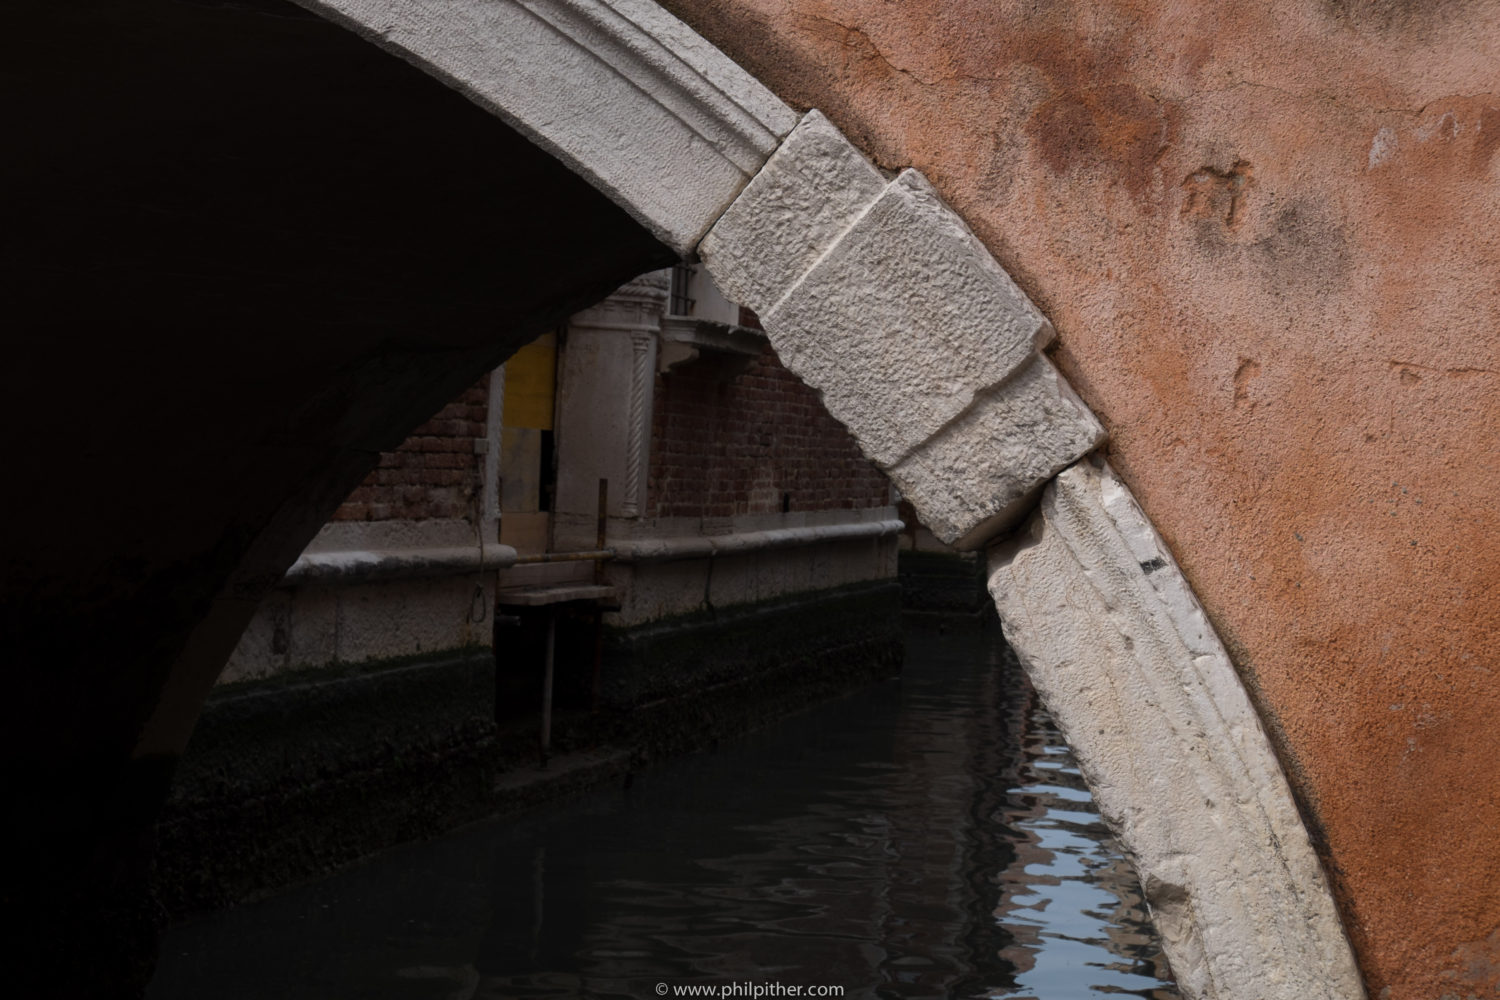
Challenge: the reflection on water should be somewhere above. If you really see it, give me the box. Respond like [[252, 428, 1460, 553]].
[[995, 726, 1177, 999], [149, 618, 1177, 999]]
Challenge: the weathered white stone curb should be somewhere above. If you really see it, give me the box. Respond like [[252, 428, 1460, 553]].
[[701, 111, 1103, 549], [292, 0, 797, 253], [612, 517, 904, 562], [281, 543, 519, 586], [987, 457, 1367, 1000]]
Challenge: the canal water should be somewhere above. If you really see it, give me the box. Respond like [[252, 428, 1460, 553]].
[[148, 617, 1178, 999]]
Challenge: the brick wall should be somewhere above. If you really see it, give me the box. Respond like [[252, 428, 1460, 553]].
[[333, 380, 488, 522], [647, 343, 890, 519]]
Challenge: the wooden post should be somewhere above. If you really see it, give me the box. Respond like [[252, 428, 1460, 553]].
[[539, 610, 555, 768]]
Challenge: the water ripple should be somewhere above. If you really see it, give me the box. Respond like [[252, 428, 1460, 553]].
[[149, 619, 1178, 1000]]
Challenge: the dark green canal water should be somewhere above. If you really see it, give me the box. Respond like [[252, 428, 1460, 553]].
[[148, 617, 1177, 999]]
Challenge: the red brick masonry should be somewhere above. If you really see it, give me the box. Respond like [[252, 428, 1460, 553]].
[[648, 343, 890, 519], [334, 380, 488, 523]]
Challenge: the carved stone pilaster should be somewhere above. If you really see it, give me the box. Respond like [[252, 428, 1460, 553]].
[[621, 331, 653, 517], [552, 275, 665, 545]]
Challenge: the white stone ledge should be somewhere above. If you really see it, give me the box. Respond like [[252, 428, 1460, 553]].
[[612, 518, 904, 562], [987, 457, 1366, 1000], [293, 0, 797, 252], [302, 518, 485, 553], [282, 544, 519, 586], [619, 506, 899, 539]]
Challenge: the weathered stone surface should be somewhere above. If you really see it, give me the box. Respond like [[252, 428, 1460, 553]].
[[700, 109, 886, 312], [296, 0, 798, 252], [705, 112, 1095, 548], [988, 457, 1366, 1000], [762, 169, 1053, 468], [890, 355, 1104, 548]]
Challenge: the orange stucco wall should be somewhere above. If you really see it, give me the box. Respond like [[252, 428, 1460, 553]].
[[661, 1, 1499, 995]]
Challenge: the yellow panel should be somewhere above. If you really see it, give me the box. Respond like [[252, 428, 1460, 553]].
[[499, 427, 541, 514], [499, 512, 550, 555], [502, 331, 556, 430]]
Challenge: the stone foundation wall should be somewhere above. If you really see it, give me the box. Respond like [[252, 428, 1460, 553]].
[[897, 550, 989, 616], [154, 580, 901, 917], [153, 650, 499, 916]]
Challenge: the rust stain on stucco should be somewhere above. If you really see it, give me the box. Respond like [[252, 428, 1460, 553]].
[[1026, 82, 1170, 202], [1444, 925, 1500, 996]]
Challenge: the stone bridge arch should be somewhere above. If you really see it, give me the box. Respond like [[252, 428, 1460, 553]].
[[4, 1, 1380, 997], [288, 3, 1367, 996]]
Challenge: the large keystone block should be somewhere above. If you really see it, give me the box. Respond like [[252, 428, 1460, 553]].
[[762, 169, 1053, 469], [889, 356, 1104, 549], [700, 110, 886, 313], [987, 458, 1367, 1000]]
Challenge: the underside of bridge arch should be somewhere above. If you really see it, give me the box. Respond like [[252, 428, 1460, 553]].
[[5, 2, 674, 994]]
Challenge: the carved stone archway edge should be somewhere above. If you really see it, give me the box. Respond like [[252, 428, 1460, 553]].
[[295, 0, 797, 253], [290, 1, 1367, 996]]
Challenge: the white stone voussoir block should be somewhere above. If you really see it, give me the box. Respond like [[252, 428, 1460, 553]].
[[987, 458, 1367, 1000], [761, 169, 1054, 469], [699, 110, 886, 313], [889, 355, 1104, 549], [293, 0, 798, 253], [702, 116, 1104, 548], [707, 118, 1100, 548]]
